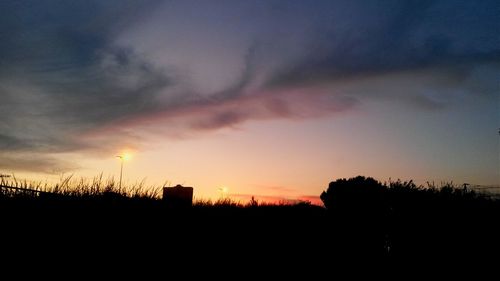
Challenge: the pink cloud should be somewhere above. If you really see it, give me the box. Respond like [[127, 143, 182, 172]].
[[228, 193, 323, 206], [296, 196, 324, 206], [81, 85, 359, 145]]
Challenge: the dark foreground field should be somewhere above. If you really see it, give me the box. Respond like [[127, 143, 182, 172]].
[[1, 176, 499, 272]]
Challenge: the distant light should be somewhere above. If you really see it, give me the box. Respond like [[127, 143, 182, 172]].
[[218, 186, 229, 198], [122, 152, 132, 161], [117, 151, 133, 161]]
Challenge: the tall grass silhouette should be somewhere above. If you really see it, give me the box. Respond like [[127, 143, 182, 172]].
[[1, 173, 162, 200], [1, 174, 498, 263]]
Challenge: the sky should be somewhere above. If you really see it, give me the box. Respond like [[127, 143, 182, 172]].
[[0, 0, 499, 203]]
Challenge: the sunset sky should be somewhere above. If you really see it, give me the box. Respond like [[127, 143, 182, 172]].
[[0, 0, 498, 202]]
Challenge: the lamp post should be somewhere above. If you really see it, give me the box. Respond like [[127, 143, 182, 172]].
[[116, 155, 123, 190]]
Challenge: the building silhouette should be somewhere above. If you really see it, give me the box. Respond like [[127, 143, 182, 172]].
[[163, 184, 193, 207]]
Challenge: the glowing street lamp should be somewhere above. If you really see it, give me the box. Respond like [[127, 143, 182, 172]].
[[116, 156, 124, 190], [116, 152, 132, 190]]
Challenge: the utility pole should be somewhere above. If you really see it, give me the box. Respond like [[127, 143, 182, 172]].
[[463, 183, 469, 192]]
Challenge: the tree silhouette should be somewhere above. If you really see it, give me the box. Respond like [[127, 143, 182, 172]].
[[320, 176, 387, 215], [320, 176, 390, 256]]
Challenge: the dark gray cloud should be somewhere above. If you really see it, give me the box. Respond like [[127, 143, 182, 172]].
[[0, 134, 27, 150], [0, 0, 498, 173], [0, 0, 170, 164], [0, 152, 79, 174], [265, 0, 500, 88]]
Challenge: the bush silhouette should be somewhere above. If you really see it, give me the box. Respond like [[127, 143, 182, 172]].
[[320, 176, 388, 216], [320, 176, 500, 257], [320, 176, 390, 256]]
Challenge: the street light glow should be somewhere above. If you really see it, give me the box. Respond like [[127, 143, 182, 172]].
[[116, 151, 133, 190], [218, 186, 229, 199], [115, 151, 134, 190], [120, 152, 133, 161]]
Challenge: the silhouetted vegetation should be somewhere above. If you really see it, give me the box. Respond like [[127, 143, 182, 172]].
[[1, 175, 499, 267], [320, 176, 500, 259]]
